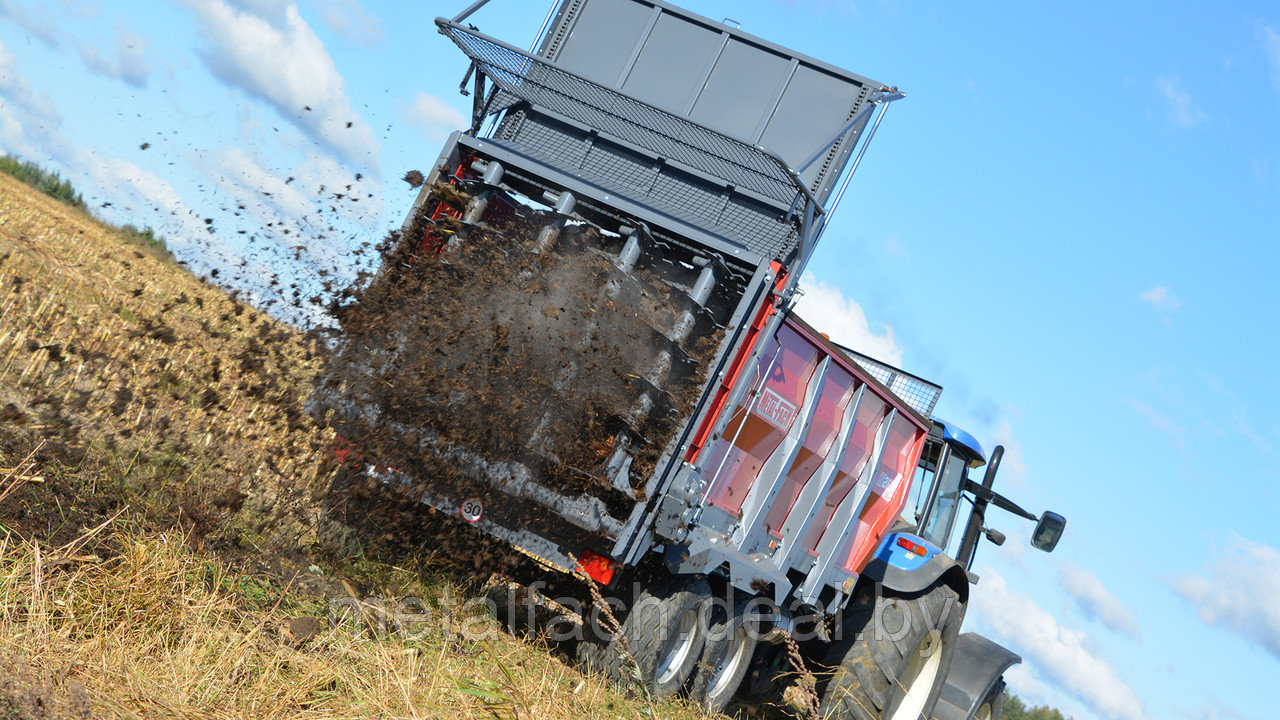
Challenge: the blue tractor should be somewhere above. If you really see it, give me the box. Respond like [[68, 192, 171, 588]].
[[842, 367, 1066, 720]]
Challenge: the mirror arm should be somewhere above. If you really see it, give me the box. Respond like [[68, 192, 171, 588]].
[[964, 479, 1039, 523]]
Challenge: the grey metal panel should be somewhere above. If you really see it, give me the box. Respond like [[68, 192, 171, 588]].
[[749, 58, 799, 143], [760, 65, 870, 191], [689, 39, 793, 141], [550, 0, 651, 85], [439, 19, 826, 265], [621, 12, 722, 112], [533, 0, 885, 205]]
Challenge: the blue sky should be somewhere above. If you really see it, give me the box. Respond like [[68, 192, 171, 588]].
[[1, 2, 1277, 719]]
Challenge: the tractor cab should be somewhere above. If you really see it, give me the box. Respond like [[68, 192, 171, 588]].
[[905, 418, 1066, 575], [832, 341, 1066, 570], [905, 419, 987, 553]]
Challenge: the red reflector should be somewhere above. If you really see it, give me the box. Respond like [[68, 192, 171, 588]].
[[577, 550, 617, 586], [896, 537, 928, 556]]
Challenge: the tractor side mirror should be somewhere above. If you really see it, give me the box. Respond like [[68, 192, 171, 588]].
[[1031, 511, 1066, 551]]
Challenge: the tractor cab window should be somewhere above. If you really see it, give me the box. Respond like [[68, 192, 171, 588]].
[[917, 442, 970, 552], [906, 439, 944, 527]]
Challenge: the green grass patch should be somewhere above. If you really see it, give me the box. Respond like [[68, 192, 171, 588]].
[[0, 153, 176, 266], [0, 154, 85, 209]]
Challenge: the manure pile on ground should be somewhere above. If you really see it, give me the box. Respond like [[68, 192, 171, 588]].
[[314, 183, 720, 518]]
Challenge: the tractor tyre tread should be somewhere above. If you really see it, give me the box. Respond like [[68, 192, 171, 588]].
[[819, 582, 964, 720]]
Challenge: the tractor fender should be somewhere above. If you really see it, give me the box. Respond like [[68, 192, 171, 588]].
[[931, 633, 1021, 720], [860, 532, 970, 604]]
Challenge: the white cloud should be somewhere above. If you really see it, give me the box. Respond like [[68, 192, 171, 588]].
[[1059, 563, 1140, 640], [1002, 664, 1055, 707], [972, 568, 1150, 720], [793, 272, 903, 366], [0, 41, 249, 282], [1200, 372, 1276, 459], [0, 40, 73, 161], [1154, 76, 1207, 128], [195, 140, 386, 300], [77, 149, 214, 250], [1262, 25, 1280, 89], [315, 0, 383, 47], [990, 418, 1029, 488], [224, 0, 291, 27], [77, 26, 151, 87], [181, 0, 380, 173], [0, 0, 63, 48], [883, 235, 907, 258], [59, 0, 100, 21], [1138, 284, 1183, 311], [214, 147, 316, 220], [404, 92, 466, 143], [1174, 535, 1280, 662]]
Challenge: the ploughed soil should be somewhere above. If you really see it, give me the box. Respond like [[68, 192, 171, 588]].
[[314, 183, 721, 521]]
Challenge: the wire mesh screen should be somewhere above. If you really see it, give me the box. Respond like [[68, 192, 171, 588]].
[[438, 21, 809, 208], [840, 346, 941, 418]]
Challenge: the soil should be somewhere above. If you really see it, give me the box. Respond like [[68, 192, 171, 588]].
[[0, 656, 92, 720]]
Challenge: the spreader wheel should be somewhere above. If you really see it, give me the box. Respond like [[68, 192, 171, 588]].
[[577, 573, 711, 698]]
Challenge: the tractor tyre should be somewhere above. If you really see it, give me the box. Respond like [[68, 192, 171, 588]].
[[576, 573, 711, 698], [687, 592, 760, 714], [820, 582, 964, 720]]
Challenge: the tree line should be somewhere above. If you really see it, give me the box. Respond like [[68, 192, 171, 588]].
[[1004, 692, 1073, 720], [0, 154, 174, 265]]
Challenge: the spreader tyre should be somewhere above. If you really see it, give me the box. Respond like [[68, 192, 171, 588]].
[[576, 573, 711, 697], [687, 592, 759, 713], [820, 582, 964, 720]]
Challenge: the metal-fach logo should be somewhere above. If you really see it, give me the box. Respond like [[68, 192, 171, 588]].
[[326, 583, 958, 646], [757, 387, 798, 430]]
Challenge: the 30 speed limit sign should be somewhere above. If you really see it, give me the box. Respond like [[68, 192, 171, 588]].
[[459, 497, 484, 524]]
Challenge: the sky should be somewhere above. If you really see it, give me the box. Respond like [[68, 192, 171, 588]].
[[1, 2, 1277, 719]]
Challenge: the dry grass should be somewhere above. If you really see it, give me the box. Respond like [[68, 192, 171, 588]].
[[0, 170, 333, 549], [0, 173, 719, 719], [0, 523, 711, 719]]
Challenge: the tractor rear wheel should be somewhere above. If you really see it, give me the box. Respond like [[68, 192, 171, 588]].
[[820, 582, 964, 720]]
